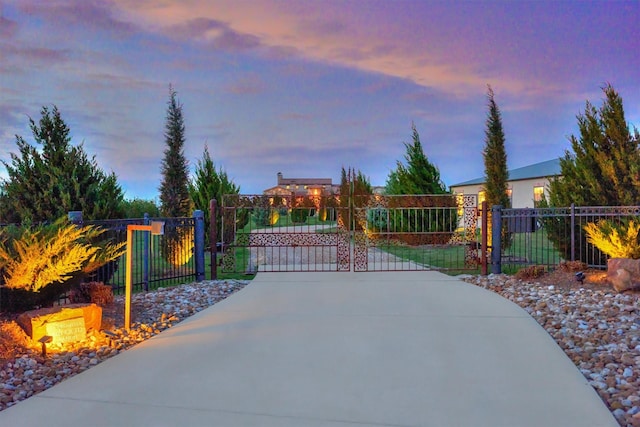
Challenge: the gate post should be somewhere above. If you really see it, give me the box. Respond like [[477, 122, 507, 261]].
[[481, 201, 488, 275], [570, 203, 576, 262], [194, 210, 206, 282], [210, 199, 218, 280], [491, 205, 502, 274]]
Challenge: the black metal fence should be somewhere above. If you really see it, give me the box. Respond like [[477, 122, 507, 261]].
[[492, 204, 640, 273], [86, 215, 200, 294]]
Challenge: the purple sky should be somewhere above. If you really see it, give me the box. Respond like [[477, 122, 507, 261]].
[[1, 0, 638, 199]]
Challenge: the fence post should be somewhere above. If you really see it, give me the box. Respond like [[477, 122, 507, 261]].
[[491, 205, 502, 274], [210, 199, 218, 280], [481, 201, 488, 275], [68, 211, 83, 225], [570, 203, 576, 262], [194, 210, 206, 282], [143, 213, 150, 292]]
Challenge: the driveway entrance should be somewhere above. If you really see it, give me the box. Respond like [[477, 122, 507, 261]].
[[219, 194, 480, 273]]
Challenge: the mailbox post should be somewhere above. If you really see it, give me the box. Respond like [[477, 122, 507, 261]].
[[125, 222, 164, 332]]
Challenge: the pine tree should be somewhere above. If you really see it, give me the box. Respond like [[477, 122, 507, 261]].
[[385, 123, 447, 195], [548, 84, 640, 207], [0, 105, 124, 223], [159, 85, 193, 218], [385, 124, 456, 244], [483, 85, 510, 209], [188, 144, 240, 246], [545, 84, 640, 262]]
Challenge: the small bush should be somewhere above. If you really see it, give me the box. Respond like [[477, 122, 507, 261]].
[[515, 265, 547, 280], [584, 219, 640, 259], [68, 281, 114, 306], [290, 208, 308, 224], [557, 260, 587, 272]]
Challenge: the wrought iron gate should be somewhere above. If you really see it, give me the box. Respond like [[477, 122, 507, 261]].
[[219, 194, 479, 273]]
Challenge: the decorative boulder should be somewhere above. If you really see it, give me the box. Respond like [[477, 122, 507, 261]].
[[16, 303, 102, 344], [607, 258, 640, 293]]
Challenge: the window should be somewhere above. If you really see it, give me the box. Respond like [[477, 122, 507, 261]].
[[533, 186, 544, 206]]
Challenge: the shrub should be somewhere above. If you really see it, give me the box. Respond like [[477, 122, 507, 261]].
[[162, 228, 195, 267], [557, 260, 587, 272], [68, 281, 114, 306], [584, 219, 640, 259], [254, 208, 279, 227], [0, 219, 125, 311], [515, 265, 546, 280], [290, 208, 308, 224]]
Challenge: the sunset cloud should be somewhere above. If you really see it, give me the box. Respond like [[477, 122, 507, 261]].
[[0, 0, 637, 198]]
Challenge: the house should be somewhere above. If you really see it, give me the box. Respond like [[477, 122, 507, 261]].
[[450, 158, 562, 208], [263, 172, 339, 197]]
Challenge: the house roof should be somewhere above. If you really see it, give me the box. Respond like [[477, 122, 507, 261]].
[[451, 158, 561, 187]]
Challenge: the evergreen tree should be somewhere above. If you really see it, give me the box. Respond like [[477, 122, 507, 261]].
[[338, 166, 372, 230], [545, 84, 640, 263], [385, 123, 447, 195], [159, 85, 193, 218], [483, 86, 510, 209], [548, 84, 640, 207], [188, 144, 240, 246], [119, 198, 160, 218], [384, 124, 456, 244], [0, 105, 124, 223]]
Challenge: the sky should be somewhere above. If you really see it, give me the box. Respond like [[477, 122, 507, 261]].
[[0, 0, 638, 200]]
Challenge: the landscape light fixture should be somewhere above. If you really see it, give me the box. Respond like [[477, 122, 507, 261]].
[[38, 335, 53, 357]]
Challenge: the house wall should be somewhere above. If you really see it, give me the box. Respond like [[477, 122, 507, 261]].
[[451, 177, 551, 209]]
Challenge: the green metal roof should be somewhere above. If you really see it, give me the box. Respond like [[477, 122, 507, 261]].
[[451, 158, 561, 187]]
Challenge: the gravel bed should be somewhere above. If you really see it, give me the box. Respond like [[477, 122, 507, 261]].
[[461, 274, 640, 427], [0, 279, 248, 411]]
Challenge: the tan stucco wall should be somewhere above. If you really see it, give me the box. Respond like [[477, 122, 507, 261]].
[[451, 177, 551, 209]]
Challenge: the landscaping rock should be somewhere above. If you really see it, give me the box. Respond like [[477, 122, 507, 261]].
[[608, 259, 640, 292]]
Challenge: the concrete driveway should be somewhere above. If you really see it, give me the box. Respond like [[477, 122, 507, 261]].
[[0, 271, 618, 426]]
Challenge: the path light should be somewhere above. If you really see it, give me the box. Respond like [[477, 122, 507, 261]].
[[38, 335, 52, 357], [125, 222, 165, 331]]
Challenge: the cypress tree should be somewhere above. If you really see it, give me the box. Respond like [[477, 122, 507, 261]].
[[483, 85, 510, 209], [159, 85, 193, 218]]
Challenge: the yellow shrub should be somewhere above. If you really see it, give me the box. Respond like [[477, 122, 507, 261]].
[[584, 219, 640, 259], [0, 219, 125, 292], [269, 210, 280, 226], [164, 229, 194, 266]]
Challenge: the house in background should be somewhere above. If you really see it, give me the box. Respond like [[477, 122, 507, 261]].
[[450, 158, 562, 208], [263, 172, 339, 197]]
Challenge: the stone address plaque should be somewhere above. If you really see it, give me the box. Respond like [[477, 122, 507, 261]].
[[46, 317, 87, 344]]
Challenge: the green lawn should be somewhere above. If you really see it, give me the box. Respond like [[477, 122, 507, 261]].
[[503, 229, 562, 266]]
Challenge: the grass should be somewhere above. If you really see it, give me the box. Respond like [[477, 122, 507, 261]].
[[242, 211, 336, 231], [382, 243, 476, 271], [374, 229, 561, 274], [503, 229, 562, 266]]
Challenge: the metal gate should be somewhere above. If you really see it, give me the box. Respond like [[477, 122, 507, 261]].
[[219, 194, 479, 273]]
